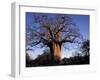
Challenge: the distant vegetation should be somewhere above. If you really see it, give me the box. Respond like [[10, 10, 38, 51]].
[[26, 52, 89, 67]]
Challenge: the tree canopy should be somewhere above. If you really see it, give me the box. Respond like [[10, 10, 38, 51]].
[[26, 14, 81, 49]]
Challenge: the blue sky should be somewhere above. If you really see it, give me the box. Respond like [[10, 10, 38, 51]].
[[26, 12, 89, 59], [70, 15, 89, 40]]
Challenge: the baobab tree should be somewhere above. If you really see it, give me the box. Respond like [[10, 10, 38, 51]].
[[26, 13, 81, 62]]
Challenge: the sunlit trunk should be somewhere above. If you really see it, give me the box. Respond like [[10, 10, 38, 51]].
[[52, 32, 62, 62], [52, 42, 62, 61], [49, 42, 62, 63], [48, 31, 62, 62]]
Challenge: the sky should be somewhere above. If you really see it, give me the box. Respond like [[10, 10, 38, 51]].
[[26, 12, 89, 59]]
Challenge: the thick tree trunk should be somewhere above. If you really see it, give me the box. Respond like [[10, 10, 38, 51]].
[[49, 42, 62, 63], [48, 31, 62, 63], [52, 42, 62, 61]]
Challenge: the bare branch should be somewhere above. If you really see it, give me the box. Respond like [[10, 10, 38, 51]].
[[26, 13, 82, 49]]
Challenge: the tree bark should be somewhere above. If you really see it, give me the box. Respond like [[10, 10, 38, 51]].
[[52, 42, 62, 61], [49, 42, 62, 63], [48, 31, 62, 63]]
